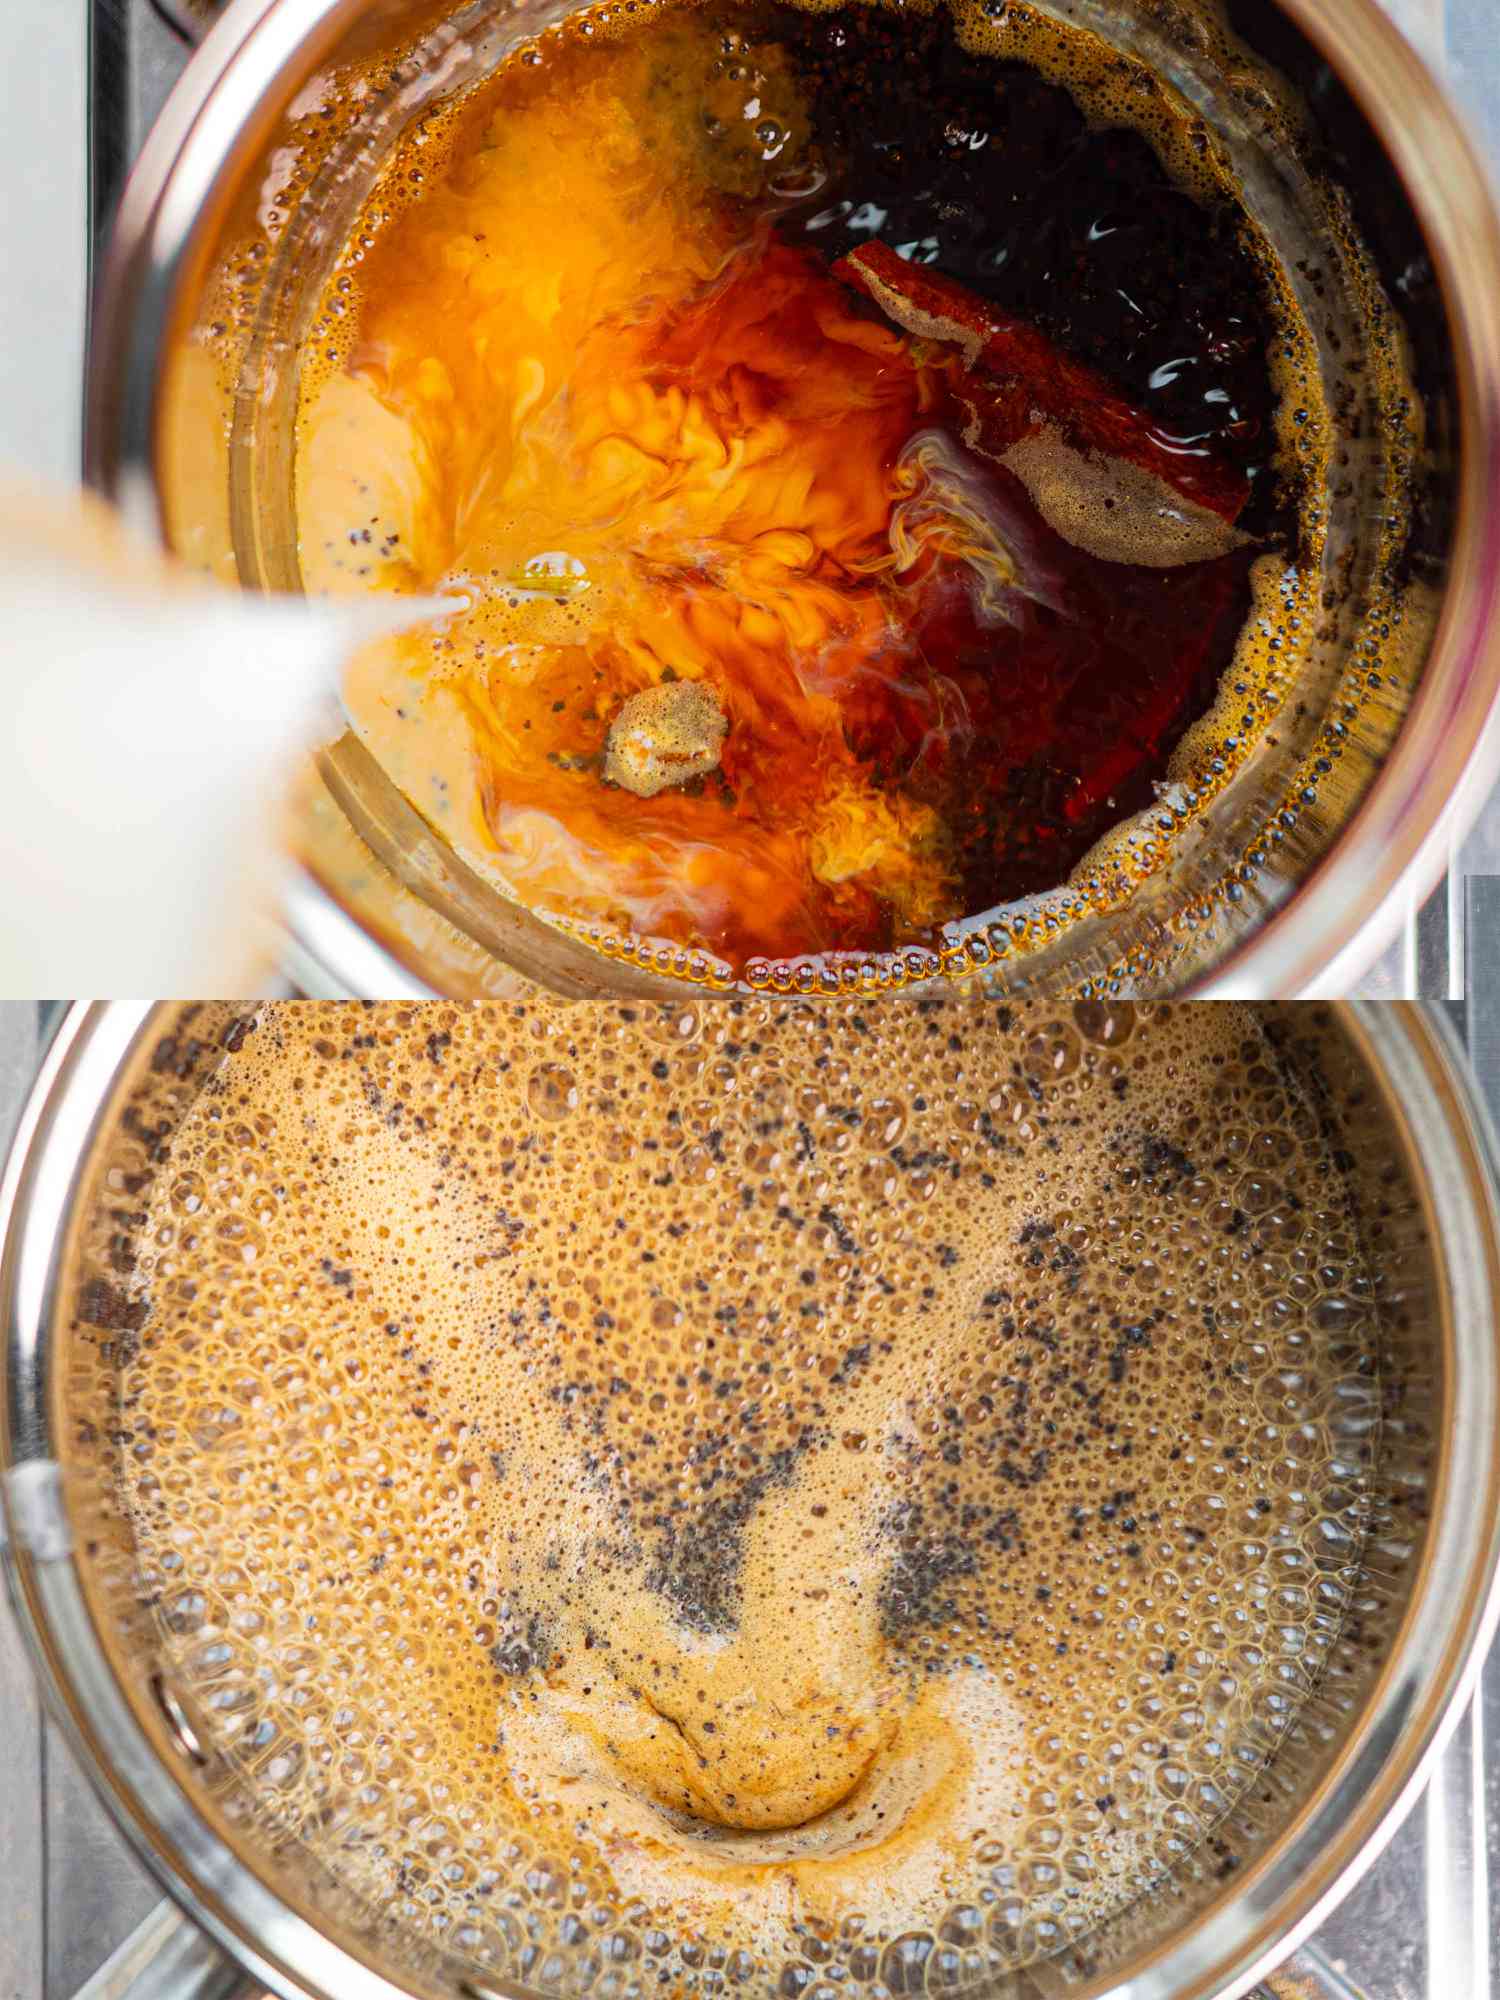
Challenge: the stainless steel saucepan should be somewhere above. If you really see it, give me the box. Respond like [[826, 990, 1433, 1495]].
[[3, 1001, 1500, 2000], [87, 0, 1500, 999]]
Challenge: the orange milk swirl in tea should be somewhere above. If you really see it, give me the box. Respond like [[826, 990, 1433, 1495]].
[[297, 0, 1307, 983], [121, 1001, 1376, 1988]]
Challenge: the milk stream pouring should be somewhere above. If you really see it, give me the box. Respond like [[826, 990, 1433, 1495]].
[[0, 480, 451, 994]]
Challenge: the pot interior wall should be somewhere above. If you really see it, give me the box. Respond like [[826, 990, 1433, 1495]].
[[43, 1002, 1444, 2000]]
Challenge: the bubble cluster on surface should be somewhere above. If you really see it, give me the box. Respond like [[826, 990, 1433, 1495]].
[[118, 1000, 1377, 1993]]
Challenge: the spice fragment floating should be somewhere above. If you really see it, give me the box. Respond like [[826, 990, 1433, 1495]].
[[604, 679, 730, 798], [832, 239, 1252, 564]]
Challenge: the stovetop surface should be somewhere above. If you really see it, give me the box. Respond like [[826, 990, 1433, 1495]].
[[2, 3, 1498, 1997]]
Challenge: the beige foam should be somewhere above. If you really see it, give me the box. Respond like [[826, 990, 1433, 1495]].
[[120, 998, 1376, 1985]]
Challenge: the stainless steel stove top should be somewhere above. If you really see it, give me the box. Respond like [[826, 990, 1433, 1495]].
[[0, 4, 1495, 1997]]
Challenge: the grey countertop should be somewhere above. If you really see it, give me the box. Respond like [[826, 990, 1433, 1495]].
[[0, 2, 85, 487]]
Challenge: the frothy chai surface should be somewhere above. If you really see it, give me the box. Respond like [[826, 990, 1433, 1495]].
[[122, 1001, 1374, 1986]]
